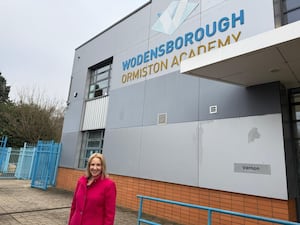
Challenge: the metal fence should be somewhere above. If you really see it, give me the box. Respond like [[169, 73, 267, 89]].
[[15, 143, 36, 179], [0, 136, 8, 172], [31, 140, 62, 190], [0, 138, 62, 190], [0, 147, 20, 178], [137, 195, 300, 225]]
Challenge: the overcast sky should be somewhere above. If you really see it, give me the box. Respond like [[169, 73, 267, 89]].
[[0, 0, 148, 102]]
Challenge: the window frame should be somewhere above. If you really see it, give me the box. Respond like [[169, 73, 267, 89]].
[[78, 129, 105, 168], [88, 57, 113, 100]]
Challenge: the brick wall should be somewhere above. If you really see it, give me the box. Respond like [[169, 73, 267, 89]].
[[56, 167, 84, 192], [56, 167, 296, 225]]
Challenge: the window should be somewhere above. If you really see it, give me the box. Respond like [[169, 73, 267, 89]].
[[78, 129, 105, 168], [282, 0, 300, 24], [88, 57, 112, 99]]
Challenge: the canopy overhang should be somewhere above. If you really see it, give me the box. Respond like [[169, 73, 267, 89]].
[[180, 21, 300, 88]]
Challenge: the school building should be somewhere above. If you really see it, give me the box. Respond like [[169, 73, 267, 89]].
[[56, 0, 300, 224]]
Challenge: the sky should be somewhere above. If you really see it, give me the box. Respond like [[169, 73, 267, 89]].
[[0, 0, 148, 102]]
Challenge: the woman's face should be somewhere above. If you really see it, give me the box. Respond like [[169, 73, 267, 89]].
[[89, 157, 102, 178]]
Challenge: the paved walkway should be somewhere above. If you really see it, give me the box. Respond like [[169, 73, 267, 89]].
[[0, 179, 138, 225], [0, 179, 180, 225]]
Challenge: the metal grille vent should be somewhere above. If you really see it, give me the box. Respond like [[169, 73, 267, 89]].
[[157, 113, 167, 125], [209, 105, 217, 114]]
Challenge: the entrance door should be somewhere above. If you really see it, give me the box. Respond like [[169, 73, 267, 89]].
[[289, 88, 300, 221]]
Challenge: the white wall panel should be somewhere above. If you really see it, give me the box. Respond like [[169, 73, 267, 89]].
[[105, 113, 288, 200], [139, 122, 199, 185], [199, 113, 288, 199], [82, 96, 109, 130], [103, 127, 142, 177]]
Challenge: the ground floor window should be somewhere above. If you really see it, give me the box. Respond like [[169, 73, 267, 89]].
[[78, 129, 105, 168]]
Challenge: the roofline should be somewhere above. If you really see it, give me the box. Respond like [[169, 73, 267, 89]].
[[75, 1, 152, 50]]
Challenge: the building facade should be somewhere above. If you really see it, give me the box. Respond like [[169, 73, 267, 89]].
[[56, 0, 300, 224]]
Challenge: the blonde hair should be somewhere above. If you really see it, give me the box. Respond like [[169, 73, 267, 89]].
[[85, 153, 108, 178]]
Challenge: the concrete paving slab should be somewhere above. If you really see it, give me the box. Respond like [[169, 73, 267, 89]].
[[0, 179, 180, 225], [0, 179, 138, 225]]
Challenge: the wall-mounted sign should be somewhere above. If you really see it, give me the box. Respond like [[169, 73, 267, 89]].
[[234, 163, 271, 175]]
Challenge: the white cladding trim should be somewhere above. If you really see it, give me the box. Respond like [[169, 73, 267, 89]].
[[180, 21, 300, 88], [82, 96, 109, 130], [181, 21, 300, 74]]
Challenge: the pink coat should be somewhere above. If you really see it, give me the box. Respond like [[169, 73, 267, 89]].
[[68, 176, 117, 225]]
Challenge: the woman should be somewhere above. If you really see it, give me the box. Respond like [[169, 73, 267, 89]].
[[68, 153, 117, 225]]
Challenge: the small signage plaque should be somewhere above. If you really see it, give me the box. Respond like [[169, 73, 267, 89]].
[[234, 163, 271, 175]]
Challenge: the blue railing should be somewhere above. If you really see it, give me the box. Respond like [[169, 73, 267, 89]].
[[0, 136, 8, 171], [15, 143, 36, 179], [137, 195, 300, 225]]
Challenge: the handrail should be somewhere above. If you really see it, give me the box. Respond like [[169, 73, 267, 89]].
[[137, 195, 300, 225]]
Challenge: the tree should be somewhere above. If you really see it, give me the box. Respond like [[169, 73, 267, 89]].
[[0, 87, 65, 147], [0, 72, 12, 138], [0, 72, 11, 103]]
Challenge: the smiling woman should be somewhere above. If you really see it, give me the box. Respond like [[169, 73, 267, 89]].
[[68, 153, 117, 225]]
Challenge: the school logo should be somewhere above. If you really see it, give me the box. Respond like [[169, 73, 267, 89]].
[[152, 0, 199, 35]]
